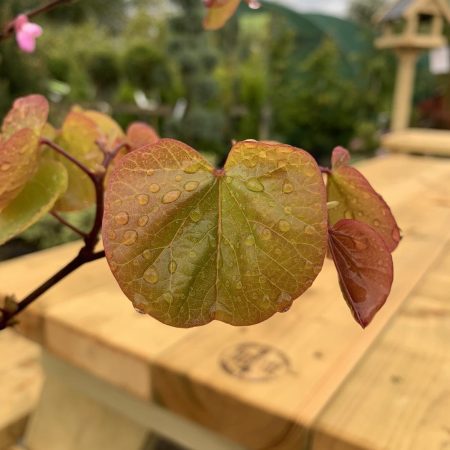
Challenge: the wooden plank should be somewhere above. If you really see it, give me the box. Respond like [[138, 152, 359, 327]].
[[150, 155, 450, 449], [25, 374, 150, 450], [382, 128, 450, 156], [43, 289, 192, 400], [0, 331, 42, 450], [313, 242, 450, 450]]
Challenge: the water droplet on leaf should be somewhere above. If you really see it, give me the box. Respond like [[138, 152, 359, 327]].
[[278, 220, 291, 232], [282, 182, 294, 194], [143, 267, 159, 284], [168, 260, 178, 274], [245, 177, 264, 192], [189, 209, 201, 222], [115, 212, 129, 226], [260, 228, 272, 241], [136, 194, 149, 206], [162, 190, 181, 204], [149, 183, 160, 193], [184, 181, 199, 192], [138, 215, 149, 227], [123, 230, 138, 246], [245, 235, 255, 246]]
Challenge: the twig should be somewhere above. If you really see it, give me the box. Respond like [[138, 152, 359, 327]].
[[319, 166, 332, 175], [50, 211, 88, 239], [0, 138, 113, 330], [0, 0, 74, 41]]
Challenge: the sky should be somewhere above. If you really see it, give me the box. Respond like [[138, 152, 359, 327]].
[[269, 0, 351, 17]]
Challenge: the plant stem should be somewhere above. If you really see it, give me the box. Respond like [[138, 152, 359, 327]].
[[319, 166, 332, 175], [0, 0, 74, 41], [50, 211, 88, 239], [0, 137, 118, 331]]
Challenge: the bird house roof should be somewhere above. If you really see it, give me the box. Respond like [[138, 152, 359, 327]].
[[378, 0, 450, 23]]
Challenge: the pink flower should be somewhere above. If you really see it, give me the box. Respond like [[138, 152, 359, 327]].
[[14, 15, 43, 53]]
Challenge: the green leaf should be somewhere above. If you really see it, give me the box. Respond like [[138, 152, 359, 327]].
[[127, 122, 159, 151], [103, 139, 327, 328], [0, 129, 40, 211], [328, 219, 394, 328], [327, 147, 401, 252], [0, 159, 68, 245], [203, 0, 241, 30], [1, 95, 49, 140], [54, 110, 103, 212]]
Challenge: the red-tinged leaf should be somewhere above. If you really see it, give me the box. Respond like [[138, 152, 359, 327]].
[[328, 219, 394, 328], [0, 129, 39, 211], [1, 95, 49, 140], [127, 122, 160, 151], [103, 139, 328, 328], [54, 111, 103, 212], [203, 0, 241, 30], [327, 147, 401, 252]]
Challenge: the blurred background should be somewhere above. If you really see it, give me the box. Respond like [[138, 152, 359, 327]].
[[0, 0, 448, 255]]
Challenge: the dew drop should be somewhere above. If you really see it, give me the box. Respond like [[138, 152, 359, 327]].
[[183, 162, 202, 174], [115, 212, 129, 226], [136, 194, 149, 206], [304, 163, 316, 177], [244, 235, 255, 246], [189, 250, 197, 258], [123, 230, 138, 246], [1, 163, 10, 171], [168, 260, 178, 274], [305, 225, 315, 235], [138, 215, 149, 227], [277, 291, 292, 312], [107, 230, 116, 240], [184, 181, 199, 192], [245, 177, 264, 192], [189, 209, 201, 222], [327, 201, 339, 210], [278, 220, 291, 233], [149, 183, 160, 193], [373, 219, 381, 227], [162, 190, 181, 204], [143, 249, 152, 260], [357, 211, 364, 217], [284, 206, 292, 215], [236, 281, 243, 290], [134, 305, 146, 315], [260, 228, 272, 241], [344, 210, 353, 219], [175, 175, 182, 182], [282, 182, 294, 194], [146, 169, 154, 176], [143, 267, 159, 284]]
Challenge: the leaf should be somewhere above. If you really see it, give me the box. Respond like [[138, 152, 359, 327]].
[[1, 95, 49, 140], [203, 0, 241, 30], [0, 159, 68, 245], [327, 147, 401, 252], [127, 122, 159, 151], [82, 110, 125, 150], [103, 139, 328, 328], [0, 129, 40, 211], [54, 111, 103, 212], [328, 219, 394, 328]]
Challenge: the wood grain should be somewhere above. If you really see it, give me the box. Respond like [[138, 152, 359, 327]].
[[313, 243, 450, 450]]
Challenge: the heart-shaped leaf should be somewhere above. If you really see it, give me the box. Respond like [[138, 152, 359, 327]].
[[327, 147, 401, 252], [0, 159, 68, 245], [1, 95, 49, 140], [328, 219, 394, 328], [127, 122, 159, 151], [54, 110, 103, 212], [103, 139, 327, 328], [203, 0, 241, 30], [0, 129, 40, 211]]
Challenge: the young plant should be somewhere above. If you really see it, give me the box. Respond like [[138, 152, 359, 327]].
[[0, 95, 400, 331]]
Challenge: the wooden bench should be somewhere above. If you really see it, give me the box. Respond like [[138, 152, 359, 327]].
[[0, 330, 43, 450], [0, 153, 449, 449]]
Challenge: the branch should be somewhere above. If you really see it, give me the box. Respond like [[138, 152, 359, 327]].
[[0, 0, 74, 41], [50, 211, 88, 239], [40, 138, 97, 182]]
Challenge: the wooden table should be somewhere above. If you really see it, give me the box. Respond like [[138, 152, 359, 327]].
[[1, 153, 449, 450]]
